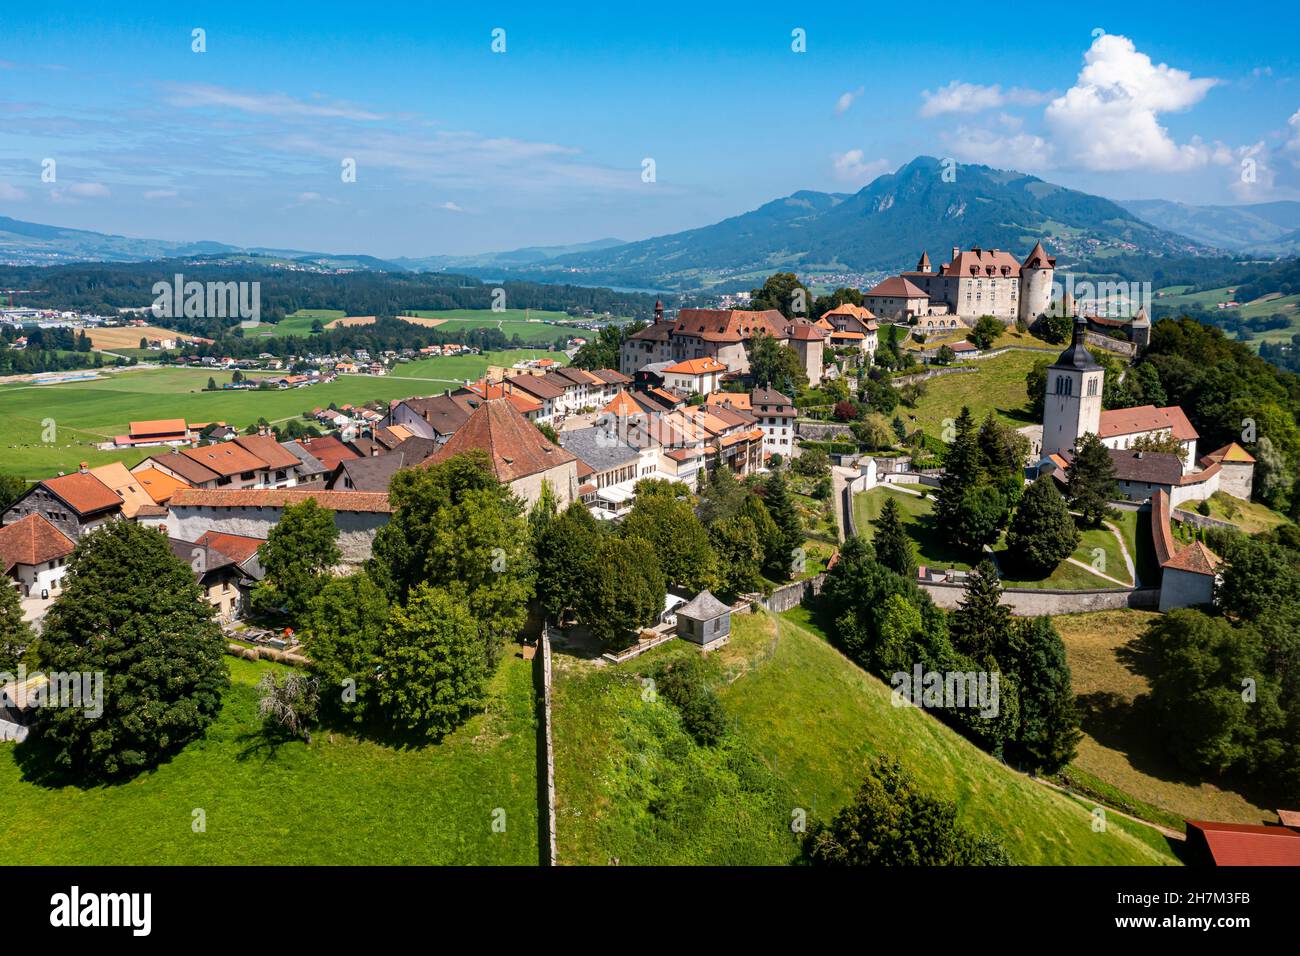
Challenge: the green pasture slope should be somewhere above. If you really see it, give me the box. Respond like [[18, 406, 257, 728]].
[[0, 655, 538, 864], [551, 609, 1177, 866]]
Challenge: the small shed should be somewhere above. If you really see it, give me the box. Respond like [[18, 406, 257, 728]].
[[675, 590, 731, 649]]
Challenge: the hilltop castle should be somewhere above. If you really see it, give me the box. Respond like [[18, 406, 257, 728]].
[[862, 242, 1056, 328]]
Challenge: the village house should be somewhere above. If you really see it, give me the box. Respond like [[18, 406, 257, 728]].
[[112, 418, 193, 449], [561, 425, 661, 516], [744, 387, 797, 458], [418, 397, 579, 508], [0, 513, 76, 598], [166, 488, 392, 565], [168, 537, 246, 621], [661, 357, 727, 395], [2, 470, 124, 541]]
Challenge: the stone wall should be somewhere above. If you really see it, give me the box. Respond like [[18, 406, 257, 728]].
[[168, 504, 387, 564], [795, 421, 855, 442], [748, 572, 828, 613], [917, 581, 1161, 615]]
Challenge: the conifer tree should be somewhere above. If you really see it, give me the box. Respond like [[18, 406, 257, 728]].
[[1067, 432, 1118, 527], [873, 495, 915, 578]]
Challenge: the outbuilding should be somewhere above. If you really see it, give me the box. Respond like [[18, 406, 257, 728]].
[[675, 590, 731, 649]]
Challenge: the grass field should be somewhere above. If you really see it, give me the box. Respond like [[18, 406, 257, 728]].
[[404, 309, 580, 344], [852, 485, 976, 570], [551, 609, 1176, 864], [0, 654, 539, 864], [1054, 609, 1277, 828], [738, 610, 1177, 863], [0, 349, 566, 478], [904, 349, 1045, 443], [1179, 491, 1290, 535]]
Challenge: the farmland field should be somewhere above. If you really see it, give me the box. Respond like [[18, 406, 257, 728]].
[[0, 349, 566, 478], [0, 654, 538, 864], [85, 325, 210, 350]]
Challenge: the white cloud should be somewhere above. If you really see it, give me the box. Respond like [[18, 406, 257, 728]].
[[298, 191, 323, 202], [143, 189, 178, 200], [439, 201, 465, 212], [50, 182, 110, 203], [166, 83, 386, 121], [0, 182, 27, 201], [835, 87, 864, 115], [831, 150, 889, 185], [1043, 33, 1220, 172], [946, 126, 1053, 170], [1287, 109, 1300, 155], [920, 81, 1051, 117]]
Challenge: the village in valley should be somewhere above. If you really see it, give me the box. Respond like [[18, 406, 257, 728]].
[[4, 8, 1300, 895]]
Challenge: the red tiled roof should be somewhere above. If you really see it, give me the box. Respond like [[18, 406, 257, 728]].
[[1164, 540, 1221, 575], [300, 435, 362, 472], [1098, 405, 1198, 442], [132, 466, 192, 504], [195, 530, 266, 564], [0, 513, 75, 571], [1201, 442, 1256, 465], [130, 418, 188, 437], [143, 450, 219, 485], [671, 308, 787, 343], [181, 442, 270, 478], [421, 398, 577, 484], [41, 472, 123, 516], [866, 276, 928, 298], [233, 434, 301, 470], [939, 247, 1023, 278], [1186, 820, 1300, 866], [664, 357, 727, 375], [169, 488, 391, 513]]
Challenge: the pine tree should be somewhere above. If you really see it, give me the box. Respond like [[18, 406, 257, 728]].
[[1007, 616, 1082, 774], [1067, 432, 1118, 527], [36, 522, 229, 779], [873, 495, 915, 578], [761, 470, 805, 580], [1005, 476, 1080, 576], [950, 559, 1011, 667], [936, 406, 979, 527]]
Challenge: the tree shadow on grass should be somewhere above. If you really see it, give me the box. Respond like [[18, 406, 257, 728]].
[[1076, 689, 1290, 814], [12, 729, 180, 791]]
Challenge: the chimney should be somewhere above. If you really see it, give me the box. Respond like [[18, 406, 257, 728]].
[[952, 246, 960, 264], [79, 461, 88, 474]]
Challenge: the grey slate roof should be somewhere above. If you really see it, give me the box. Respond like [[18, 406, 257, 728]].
[[560, 426, 640, 474], [677, 589, 730, 621], [282, 440, 329, 477]]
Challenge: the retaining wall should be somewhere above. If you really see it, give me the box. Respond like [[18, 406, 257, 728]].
[[917, 582, 1160, 615]]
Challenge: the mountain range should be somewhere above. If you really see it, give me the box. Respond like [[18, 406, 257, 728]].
[[3, 156, 1298, 291], [1116, 199, 1300, 255], [504, 157, 1208, 289]]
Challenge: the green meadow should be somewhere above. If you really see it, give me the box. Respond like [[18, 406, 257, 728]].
[[0, 349, 566, 478], [0, 655, 539, 865]]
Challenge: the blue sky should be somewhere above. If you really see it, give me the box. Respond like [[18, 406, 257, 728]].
[[1, 0, 1297, 257]]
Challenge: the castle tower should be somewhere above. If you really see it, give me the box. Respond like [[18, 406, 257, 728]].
[[1018, 240, 1056, 326], [916, 250, 932, 274], [654, 298, 664, 323], [1129, 307, 1150, 349], [1041, 315, 1103, 459]]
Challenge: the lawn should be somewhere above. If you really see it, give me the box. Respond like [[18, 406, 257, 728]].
[[0, 349, 566, 478], [0, 654, 539, 864], [852, 486, 974, 571], [904, 348, 1047, 443], [727, 609, 1177, 864], [248, 309, 345, 338], [1054, 609, 1279, 829]]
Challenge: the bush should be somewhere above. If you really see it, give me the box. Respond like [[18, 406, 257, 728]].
[[653, 655, 729, 746]]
